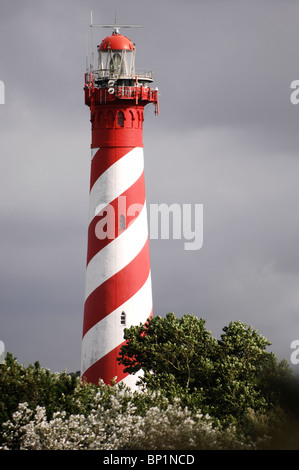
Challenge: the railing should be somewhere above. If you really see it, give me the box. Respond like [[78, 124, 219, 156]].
[[115, 85, 157, 100], [135, 69, 154, 81], [87, 68, 153, 82], [84, 75, 159, 114], [91, 85, 158, 102]]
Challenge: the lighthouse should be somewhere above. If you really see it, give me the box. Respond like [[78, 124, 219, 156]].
[[81, 22, 158, 387]]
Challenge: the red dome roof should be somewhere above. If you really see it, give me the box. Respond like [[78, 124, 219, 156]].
[[98, 33, 135, 51]]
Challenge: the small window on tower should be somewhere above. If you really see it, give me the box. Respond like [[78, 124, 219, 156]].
[[120, 311, 126, 326], [117, 111, 124, 127], [119, 214, 126, 230]]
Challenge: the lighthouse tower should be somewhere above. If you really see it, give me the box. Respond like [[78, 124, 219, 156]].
[[81, 23, 158, 387]]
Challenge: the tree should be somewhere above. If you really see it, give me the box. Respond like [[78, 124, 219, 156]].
[[118, 313, 291, 423], [118, 313, 217, 392], [209, 321, 277, 421]]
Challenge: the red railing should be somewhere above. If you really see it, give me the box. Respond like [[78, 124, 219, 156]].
[[85, 73, 159, 114]]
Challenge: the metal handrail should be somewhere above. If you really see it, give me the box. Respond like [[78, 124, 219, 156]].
[[84, 77, 159, 114], [88, 85, 157, 101], [90, 68, 153, 81]]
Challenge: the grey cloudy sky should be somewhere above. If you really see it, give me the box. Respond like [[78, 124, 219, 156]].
[[1, 0, 299, 373]]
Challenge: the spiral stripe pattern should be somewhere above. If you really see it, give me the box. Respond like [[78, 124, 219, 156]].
[[81, 146, 153, 386]]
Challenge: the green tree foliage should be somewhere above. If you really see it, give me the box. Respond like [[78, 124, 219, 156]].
[[2, 314, 299, 449], [118, 313, 292, 424], [0, 353, 98, 446], [118, 313, 217, 391]]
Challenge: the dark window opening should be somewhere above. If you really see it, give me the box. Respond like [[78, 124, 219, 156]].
[[117, 111, 124, 127], [121, 311, 126, 326], [119, 214, 126, 230]]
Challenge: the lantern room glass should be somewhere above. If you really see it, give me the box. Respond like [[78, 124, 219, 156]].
[[98, 49, 135, 79]]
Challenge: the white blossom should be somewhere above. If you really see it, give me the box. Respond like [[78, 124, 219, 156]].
[[0, 386, 255, 450]]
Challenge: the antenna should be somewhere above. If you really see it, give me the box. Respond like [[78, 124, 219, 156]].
[[90, 10, 95, 70], [90, 19, 143, 36], [92, 24, 143, 30], [85, 33, 89, 73]]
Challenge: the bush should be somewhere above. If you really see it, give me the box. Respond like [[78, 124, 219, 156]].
[[0, 384, 255, 450], [2, 311, 299, 450], [0, 353, 98, 447], [0, 354, 259, 450]]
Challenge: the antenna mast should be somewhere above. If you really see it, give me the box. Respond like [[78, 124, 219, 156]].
[[90, 10, 95, 71], [90, 14, 143, 36]]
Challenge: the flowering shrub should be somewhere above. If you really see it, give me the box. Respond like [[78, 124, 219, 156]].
[[0, 385, 255, 450], [1, 332, 299, 450], [0, 353, 99, 436]]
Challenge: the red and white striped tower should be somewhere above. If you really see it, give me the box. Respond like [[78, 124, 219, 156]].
[[81, 23, 159, 387]]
